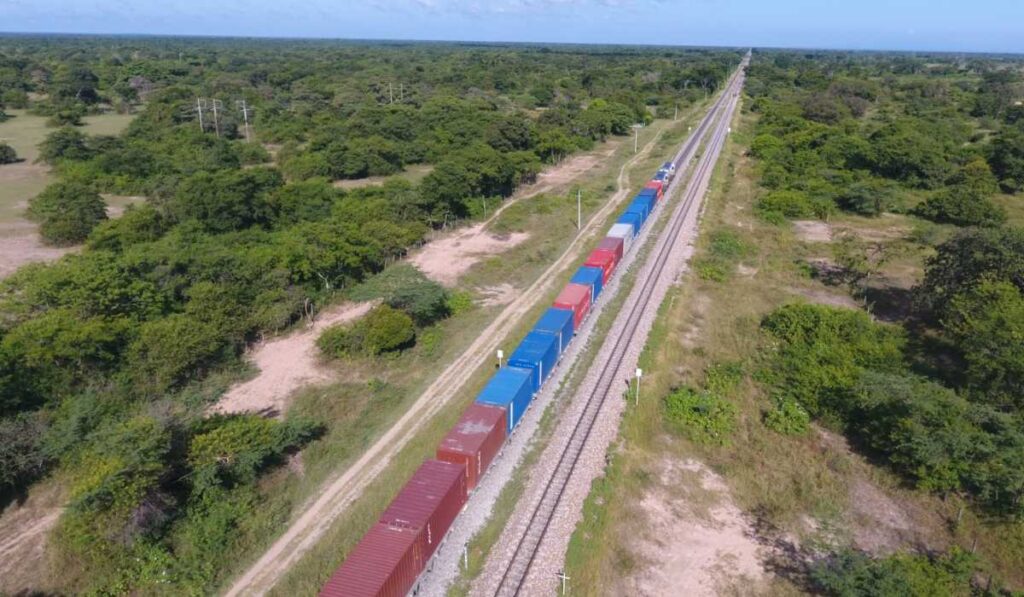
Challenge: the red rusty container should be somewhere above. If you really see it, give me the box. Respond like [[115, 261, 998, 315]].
[[379, 459, 467, 560], [597, 236, 624, 262], [584, 249, 617, 284], [319, 522, 425, 597], [553, 283, 591, 330], [645, 180, 664, 199], [436, 404, 507, 491]]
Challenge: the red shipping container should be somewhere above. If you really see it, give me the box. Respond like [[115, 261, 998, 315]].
[[379, 459, 467, 560], [554, 283, 591, 329], [584, 249, 617, 284], [597, 236, 624, 262], [436, 404, 507, 491], [320, 522, 425, 597], [645, 180, 664, 199]]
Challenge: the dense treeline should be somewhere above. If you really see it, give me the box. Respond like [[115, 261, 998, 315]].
[[741, 50, 1024, 591], [0, 35, 739, 593]]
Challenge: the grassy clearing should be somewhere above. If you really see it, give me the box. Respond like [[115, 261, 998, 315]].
[[562, 107, 1024, 594], [332, 163, 435, 190], [228, 109, 708, 594], [0, 110, 135, 223]]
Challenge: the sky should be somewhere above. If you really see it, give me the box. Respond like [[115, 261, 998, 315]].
[[1, 0, 1022, 54]]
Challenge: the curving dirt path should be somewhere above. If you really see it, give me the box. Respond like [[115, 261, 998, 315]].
[[223, 124, 670, 597]]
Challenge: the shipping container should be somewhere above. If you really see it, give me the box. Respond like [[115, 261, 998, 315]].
[[379, 459, 467, 560], [584, 248, 617, 284], [553, 283, 591, 331], [507, 331, 560, 392], [597, 236, 624, 262], [475, 366, 534, 431], [645, 180, 664, 199], [320, 523, 425, 597], [607, 223, 635, 252], [638, 186, 660, 204], [615, 213, 642, 235], [533, 307, 575, 354], [570, 266, 604, 303], [631, 193, 656, 216], [624, 200, 650, 227], [436, 404, 507, 491]]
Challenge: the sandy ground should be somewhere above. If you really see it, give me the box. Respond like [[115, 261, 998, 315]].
[[409, 227, 530, 286], [0, 218, 75, 279], [623, 458, 767, 596], [792, 220, 833, 243], [210, 301, 376, 416], [224, 117, 657, 597], [0, 481, 64, 594], [408, 144, 618, 287]]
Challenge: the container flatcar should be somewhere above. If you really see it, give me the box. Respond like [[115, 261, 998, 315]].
[[475, 366, 534, 431]]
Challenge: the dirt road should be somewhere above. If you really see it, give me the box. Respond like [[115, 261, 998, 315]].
[[223, 121, 675, 597]]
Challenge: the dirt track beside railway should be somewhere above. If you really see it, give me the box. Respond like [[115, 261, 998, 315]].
[[224, 120, 675, 597]]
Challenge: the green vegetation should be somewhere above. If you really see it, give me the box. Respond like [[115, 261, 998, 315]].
[[26, 181, 108, 245], [811, 548, 976, 597], [0, 34, 740, 594], [0, 142, 16, 164]]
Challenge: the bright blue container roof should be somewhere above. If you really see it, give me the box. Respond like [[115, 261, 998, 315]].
[[571, 266, 603, 303], [637, 187, 658, 198], [617, 212, 642, 228], [509, 331, 560, 391], [535, 307, 573, 336], [475, 366, 534, 432]]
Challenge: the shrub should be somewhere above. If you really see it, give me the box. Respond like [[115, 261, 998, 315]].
[[695, 258, 729, 282], [914, 186, 1006, 227], [446, 290, 474, 316], [0, 142, 18, 164], [757, 189, 834, 220], [760, 304, 906, 416], [810, 548, 976, 597], [350, 264, 451, 326], [836, 179, 898, 216], [663, 386, 736, 445], [317, 304, 416, 357], [27, 181, 108, 246], [128, 314, 232, 393], [0, 412, 51, 490], [764, 399, 811, 435]]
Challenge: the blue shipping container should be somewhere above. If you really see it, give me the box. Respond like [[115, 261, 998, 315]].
[[632, 193, 656, 214], [533, 307, 574, 355], [570, 266, 604, 304], [508, 331, 560, 392], [475, 366, 534, 432], [625, 199, 650, 226], [636, 188, 658, 201], [617, 211, 642, 233]]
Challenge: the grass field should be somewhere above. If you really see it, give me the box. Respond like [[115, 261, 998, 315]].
[[0, 109, 135, 223], [332, 163, 435, 190], [561, 105, 1024, 594]]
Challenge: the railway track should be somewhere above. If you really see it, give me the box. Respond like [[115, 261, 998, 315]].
[[491, 56, 749, 597]]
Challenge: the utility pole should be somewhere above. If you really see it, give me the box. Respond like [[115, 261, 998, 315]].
[[196, 98, 205, 132], [400, 82, 404, 102], [236, 99, 252, 142], [211, 99, 222, 137], [674, 103, 678, 121], [556, 570, 570, 595], [577, 188, 582, 230], [388, 82, 393, 104], [634, 126, 638, 153]]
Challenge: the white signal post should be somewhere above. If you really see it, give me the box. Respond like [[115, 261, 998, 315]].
[[497, 349, 504, 368], [634, 367, 643, 406], [556, 569, 570, 595]]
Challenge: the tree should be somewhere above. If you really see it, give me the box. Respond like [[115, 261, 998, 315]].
[[990, 124, 1024, 193], [127, 314, 232, 393], [38, 127, 94, 163], [915, 227, 1024, 320], [836, 179, 897, 216], [170, 168, 283, 232], [811, 548, 976, 597], [914, 185, 1006, 227], [943, 280, 1024, 408], [0, 413, 50, 491], [27, 181, 108, 246], [0, 142, 17, 164]]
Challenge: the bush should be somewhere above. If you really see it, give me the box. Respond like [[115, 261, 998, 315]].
[[810, 548, 976, 597], [760, 304, 906, 416], [914, 186, 1006, 227], [128, 314, 232, 393], [349, 264, 451, 326], [757, 189, 834, 220], [317, 304, 416, 357], [836, 179, 898, 216], [663, 386, 736, 445], [0, 413, 51, 491], [0, 142, 18, 164], [764, 399, 810, 435], [27, 181, 108, 246]]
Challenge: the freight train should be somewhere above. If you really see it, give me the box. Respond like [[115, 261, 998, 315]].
[[319, 164, 675, 597]]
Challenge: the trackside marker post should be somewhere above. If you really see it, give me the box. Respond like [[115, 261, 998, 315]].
[[635, 368, 643, 406]]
